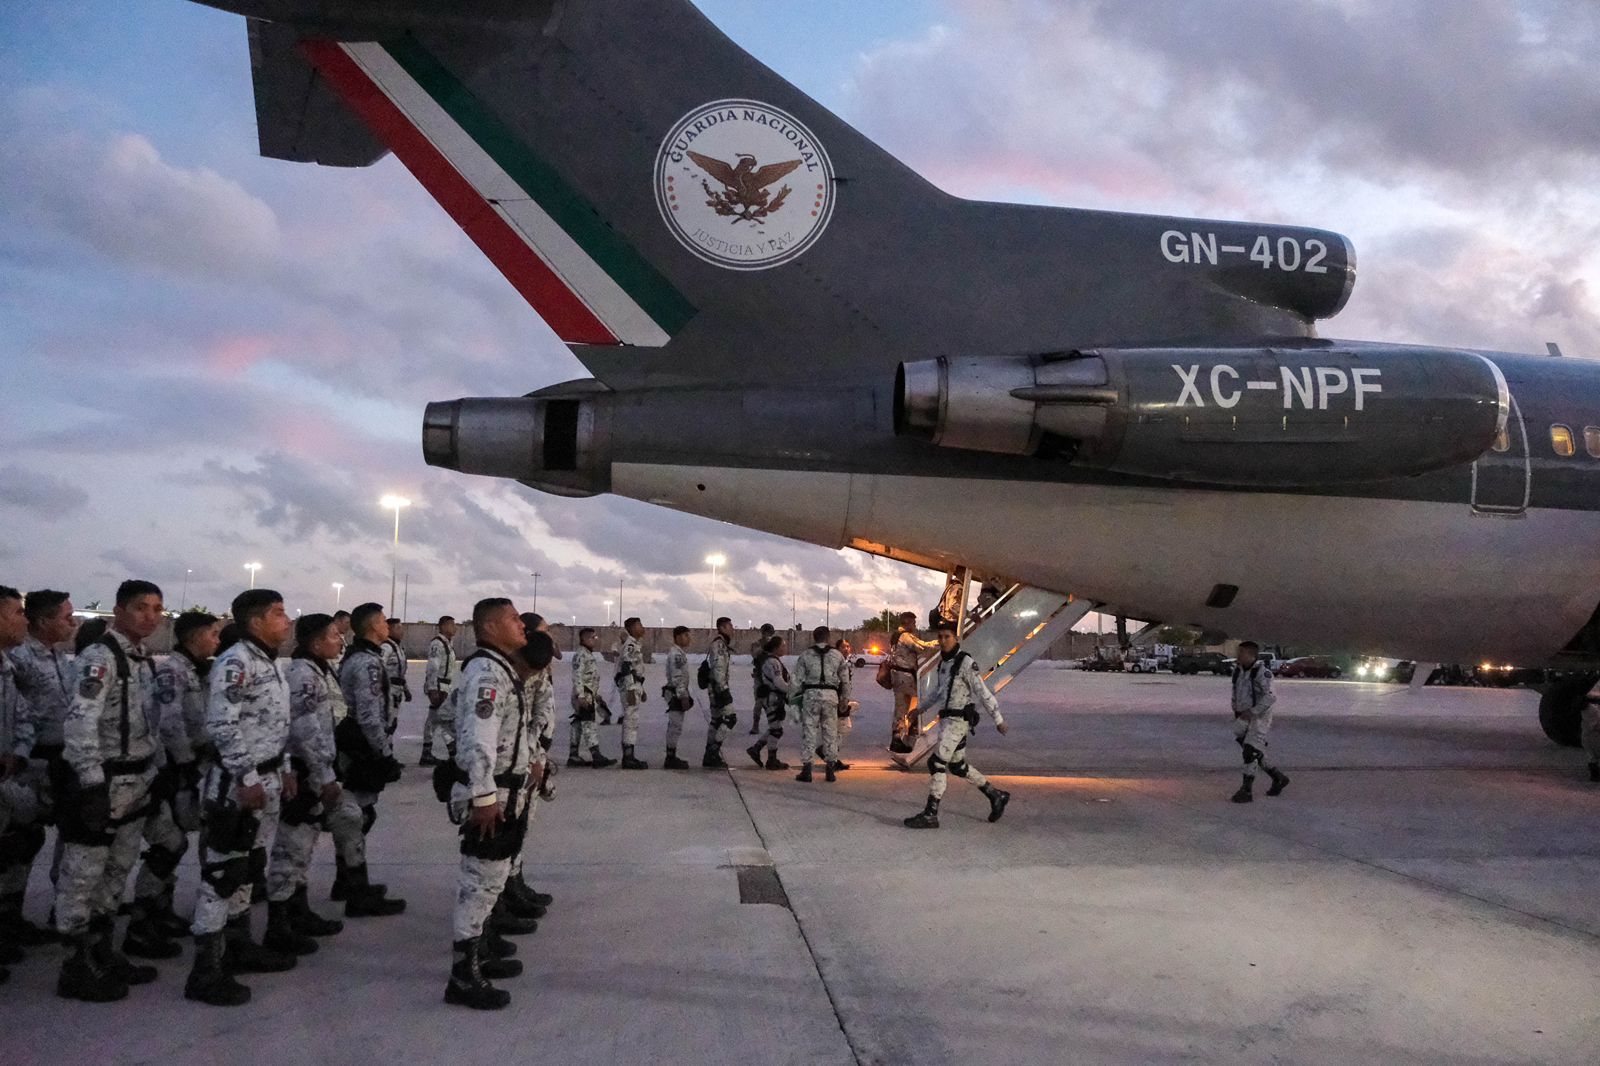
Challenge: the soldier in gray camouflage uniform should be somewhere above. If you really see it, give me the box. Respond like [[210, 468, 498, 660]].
[[0, 586, 36, 983], [419, 615, 458, 767], [1229, 641, 1289, 803], [52, 580, 166, 1002], [747, 636, 794, 770], [123, 611, 219, 958], [382, 618, 410, 730], [903, 620, 1011, 830], [701, 617, 736, 768], [615, 618, 649, 769], [793, 627, 847, 784], [334, 602, 406, 912], [263, 614, 355, 951], [445, 598, 529, 1010], [567, 628, 613, 767], [662, 626, 695, 769], [183, 589, 297, 1007], [2, 588, 72, 961]]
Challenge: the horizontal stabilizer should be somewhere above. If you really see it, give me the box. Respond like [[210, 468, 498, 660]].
[[247, 17, 386, 168]]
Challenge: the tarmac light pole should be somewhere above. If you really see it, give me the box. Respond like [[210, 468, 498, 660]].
[[531, 571, 541, 613], [705, 553, 726, 623], [332, 582, 343, 608], [181, 569, 191, 610], [244, 562, 262, 589], [380, 495, 410, 616]]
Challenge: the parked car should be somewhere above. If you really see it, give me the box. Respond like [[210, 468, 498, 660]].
[[1078, 655, 1125, 672], [1355, 659, 1415, 683], [1276, 656, 1343, 679], [1170, 651, 1229, 675], [1127, 656, 1162, 673]]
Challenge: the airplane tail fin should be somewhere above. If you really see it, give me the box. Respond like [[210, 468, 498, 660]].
[[232, 0, 1351, 385]]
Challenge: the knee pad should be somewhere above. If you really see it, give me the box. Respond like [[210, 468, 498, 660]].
[[1241, 744, 1264, 765], [201, 854, 251, 897], [948, 761, 970, 779], [0, 823, 45, 866], [927, 754, 947, 776], [141, 840, 186, 880], [719, 714, 738, 731], [769, 725, 784, 740], [360, 804, 378, 836]]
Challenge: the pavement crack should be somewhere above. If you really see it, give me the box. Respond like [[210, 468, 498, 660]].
[[728, 771, 866, 1066]]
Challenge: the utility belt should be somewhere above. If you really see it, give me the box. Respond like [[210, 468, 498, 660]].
[[889, 663, 917, 674], [280, 756, 323, 827], [939, 704, 982, 729], [334, 717, 393, 794], [615, 669, 642, 687], [30, 742, 64, 762], [255, 754, 284, 774], [103, 753, 155, 776], [453, 770, 532, 860], [801, 683, 842, 695]]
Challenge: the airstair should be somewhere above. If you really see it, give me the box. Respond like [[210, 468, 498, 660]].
[[888, 567, 1095, 769]]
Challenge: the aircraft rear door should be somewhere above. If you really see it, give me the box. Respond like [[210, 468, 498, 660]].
[[1471, 393, 1530, 516]]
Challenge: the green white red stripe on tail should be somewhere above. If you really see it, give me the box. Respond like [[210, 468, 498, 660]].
[[302, 38, 694, 347]]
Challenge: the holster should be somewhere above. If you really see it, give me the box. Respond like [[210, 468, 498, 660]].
[[51, 763, 112, 846], [335, 716, 390, 794], [201, 796, 260, 855], [432, 758, 467, 804]]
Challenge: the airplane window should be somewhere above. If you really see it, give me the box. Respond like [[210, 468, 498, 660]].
[[1586, 427, 1600, 459], [1551, 424, 1575, 457], [1492, 426, 1510, 453]]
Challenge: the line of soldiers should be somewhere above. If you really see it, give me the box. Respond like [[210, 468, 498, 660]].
[[0, 582, 414, 1003]]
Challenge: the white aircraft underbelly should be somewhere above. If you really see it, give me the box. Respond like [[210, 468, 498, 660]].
[[612, 463, 1600, 664]]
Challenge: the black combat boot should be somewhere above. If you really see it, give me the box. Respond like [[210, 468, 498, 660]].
[[1231, 775, 1254, 803], [91, 914, 157, 985], [702, 743, 728, 769], [764, 750, 789, 771], [57, 932, 129, 1002], [480, 951, 523, 979], [288, 886, 343, 936], [147, 888, 191, 940], [833, 759, 851, 771], [888, 737, 914, 754], [824, 761, 839, 783], [746, 742, 765, 767], [343, 864, 406, 918], [1588, 762, 1599, 783], [499, 882, 546, 921], [982, 784, 1011, 823], [331, 856, 387, 901], [566, 753, 592, 768], [1265, 768, 1291, 797], [508, 871, 553, 909], [588, 749, 616, 769], [903, 797, 940, 829], [223, 914, 297, 974], [663, 748, 689, 770], [794, 762, 813, 783], [184, 932, 250, 1006], [263, 900, 319, 956], [483, 929, 518, 958], [444, 938, 510, 1010], [488, 897, 539, 937], [620, 746, 649, 770], [122, 901, 182, 959], [418, 749, 440, 768]]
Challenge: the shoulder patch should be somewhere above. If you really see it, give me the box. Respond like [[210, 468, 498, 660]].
[[475, 699, 495, 720]]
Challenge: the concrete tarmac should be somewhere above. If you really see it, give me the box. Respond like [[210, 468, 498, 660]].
[[3, 662, 1598, 1064]]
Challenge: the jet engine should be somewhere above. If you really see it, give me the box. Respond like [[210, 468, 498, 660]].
[[895, 344, 1509, 487]]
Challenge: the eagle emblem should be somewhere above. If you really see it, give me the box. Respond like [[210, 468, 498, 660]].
[[687, 151, 802, 224]]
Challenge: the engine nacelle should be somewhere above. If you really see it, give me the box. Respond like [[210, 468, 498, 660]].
[[896, 344, 1509, 487], [422, 384, 612, 498]]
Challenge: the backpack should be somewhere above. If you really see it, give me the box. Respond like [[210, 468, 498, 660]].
[[696, 659, 711, 691], [874, 659, 894, 690]]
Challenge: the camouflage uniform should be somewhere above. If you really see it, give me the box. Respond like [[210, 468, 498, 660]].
[[569, 647, 605, 757], [422, 634, 457, 760], [337, 641, 394, 818], [190, 637, 290, 936], [1231, 661, 1280, 781], [1, 652, 43, 897], [267, 656, 364, 901], [794, 644, 847, 768], [129, 649, 211, 910], [751, 654, 794, 759], [890, 628, 937, 745], [662, 645, 696, 751], [706, 635, 735, 744], [510, 667, 556, 887], [381, 637, 409, 729], [8, 634, 72, 884], [615, 634, 646, 748], [53, 629, 161, 937], [924, 649, 1003, 801], [450, 648, 530, 941]]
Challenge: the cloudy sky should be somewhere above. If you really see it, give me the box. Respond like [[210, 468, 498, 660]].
[[2, 0, 1596, 628]]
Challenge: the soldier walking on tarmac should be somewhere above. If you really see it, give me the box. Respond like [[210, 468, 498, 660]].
[[903, 620, 1011, 830]]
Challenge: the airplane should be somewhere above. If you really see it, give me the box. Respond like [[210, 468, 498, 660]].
[[194, 0, 1600, 748]]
